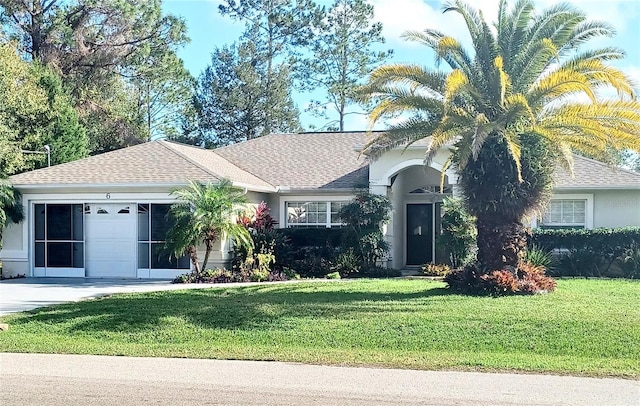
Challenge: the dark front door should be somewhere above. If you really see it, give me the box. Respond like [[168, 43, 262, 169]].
[[406, 204, 433, 265]]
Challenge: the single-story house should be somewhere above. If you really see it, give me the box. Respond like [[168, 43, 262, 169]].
[[2, 131, 639, 278]]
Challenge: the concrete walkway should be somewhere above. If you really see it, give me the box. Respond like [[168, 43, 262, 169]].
[[1, 353, 638, 405], [0, 277, 315, 315]]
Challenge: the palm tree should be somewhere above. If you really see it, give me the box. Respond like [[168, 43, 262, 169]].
[[359, 0, 640, 271], [0, 179, 24, 250], [165, 179, 253, 274]]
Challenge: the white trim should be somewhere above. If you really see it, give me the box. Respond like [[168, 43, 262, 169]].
[[14, 181, 277, 193], [374, 159, 454, 187], [34, 267, 84, 278], [538, 193, 594, 229], [278, 195, 354, 228], [0, 251, 27, 260]]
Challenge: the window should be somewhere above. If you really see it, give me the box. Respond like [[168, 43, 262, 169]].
[[137, 204, 189, 269], [541, 199, 587, 228], [34, 204, 84, 268], [286, 201, 349, 228]]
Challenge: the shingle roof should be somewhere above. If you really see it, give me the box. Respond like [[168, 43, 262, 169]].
[[553, 154, 640, 189], [215, 132, 370, 190], [9, 133, 639, 191], [9, 141, 273, 190]]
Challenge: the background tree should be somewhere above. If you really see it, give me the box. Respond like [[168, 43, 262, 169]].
[[360, 0, 640, 273], [0, 40, 87, 175], [124, 21, 195, 141], [34, 64, 88, 166], [295, 0, 392, 131], [0, 179, 24, 250], [0, 40, 49, 177], [195, 38, 300, 147], [218, 0, 319, 136], [165, 179, 253, 274], [0, 0, 189, 153]]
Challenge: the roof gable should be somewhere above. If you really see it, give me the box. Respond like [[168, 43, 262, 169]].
[[9, 141, 274, 190], [554, 155, 640, 189], [214, 132, 371, 190]]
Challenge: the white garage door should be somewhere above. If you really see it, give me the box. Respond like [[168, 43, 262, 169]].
[[85, 203, 137, 278]]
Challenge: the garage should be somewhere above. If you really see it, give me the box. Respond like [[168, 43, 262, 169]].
[[85, 203, 137, 278]]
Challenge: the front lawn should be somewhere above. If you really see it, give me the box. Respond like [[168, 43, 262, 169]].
[[0, 279, 638, 377]]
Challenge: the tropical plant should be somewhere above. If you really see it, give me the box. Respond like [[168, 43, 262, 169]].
[[359, 0, 640, 274], [0, 179, 23, 249], [339, 192, 392, 268], [524, 244, 554, 270], [437, 197, 476, 268], [165, 179, 253, 274]]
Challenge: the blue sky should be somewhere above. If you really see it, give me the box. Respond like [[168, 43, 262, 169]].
[[163, 0, 640, 131]]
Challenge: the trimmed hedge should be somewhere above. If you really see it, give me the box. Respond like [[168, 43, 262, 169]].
[[531, 227, 640, 251], [275, 227, 347, 249], [529, 227, 640, 278]]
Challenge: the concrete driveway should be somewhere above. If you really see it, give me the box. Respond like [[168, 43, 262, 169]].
[[0, 277, 274, 315]]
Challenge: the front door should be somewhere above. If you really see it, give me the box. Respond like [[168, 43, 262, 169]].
[[406, 204, 433, 265], [85, 203, 137, 278]]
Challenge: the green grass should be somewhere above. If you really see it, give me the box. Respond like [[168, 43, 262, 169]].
[[1, 279, 638, 378]]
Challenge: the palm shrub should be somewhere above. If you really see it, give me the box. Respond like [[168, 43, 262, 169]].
[[359, 0, 640, 292], [166, 179, 253, 274], [0, 179, 24, 250]]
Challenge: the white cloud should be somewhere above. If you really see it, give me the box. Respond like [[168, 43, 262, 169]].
[[370, 0, 477, 47], [371, 0, 637, 49]]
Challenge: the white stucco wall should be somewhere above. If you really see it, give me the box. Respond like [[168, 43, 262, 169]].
[[369, 147, 453, 187], [1, 221, 28, 277], [593, 190, 640, 228]]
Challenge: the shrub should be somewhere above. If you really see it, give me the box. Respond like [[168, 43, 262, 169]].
[[172, 253, 293, 284], [236, 203, 292, 273], [172, 268, 233, 284], [332, 248, 361, 278], [339, 192, 392, 268], [444, 262, 556, 295], [291, 253, 333, 278], [525, 244, 554, 270], [618, 247, 640, 279], [555, 247, 604, 277], [437, 197, 477, 268], [326, 271, 341, 279], [421, 263, 451, 277], [530, 227, 640, 278], [358, 266, 402, 278]]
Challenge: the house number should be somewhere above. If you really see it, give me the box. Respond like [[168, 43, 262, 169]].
[[106, 193, 111, 199]]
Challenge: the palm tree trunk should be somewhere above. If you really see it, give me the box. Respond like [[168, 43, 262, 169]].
[[475, 213, 528, 271], [188, 246, 201, 275], [201, 238, 217, 271], [201, 246, 212, 272]]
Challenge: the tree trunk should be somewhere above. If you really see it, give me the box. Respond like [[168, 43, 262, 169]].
[[188, 246, 200, 275], [475, 213, 528, 271], [201, 245, 212, 272]]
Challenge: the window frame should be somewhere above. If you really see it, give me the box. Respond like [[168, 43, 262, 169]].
[[137, 203, 190, 270], [279, 196, 354, 228], [536, 194, 594, 229], [34, 203, 84, 269]]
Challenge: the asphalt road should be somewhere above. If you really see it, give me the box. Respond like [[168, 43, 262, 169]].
[[1, 353, 638, 405]]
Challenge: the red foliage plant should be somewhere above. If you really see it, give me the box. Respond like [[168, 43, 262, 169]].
[[444, 261, 556, 295], [238, 201, 276, 232]]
